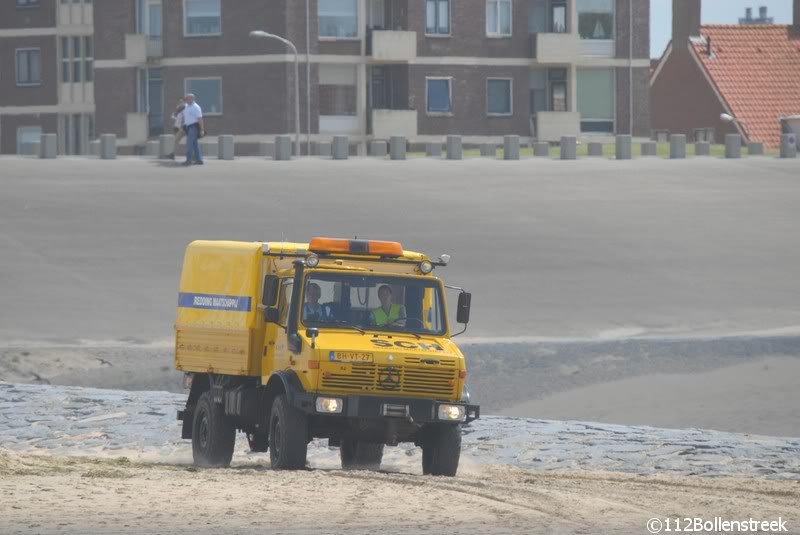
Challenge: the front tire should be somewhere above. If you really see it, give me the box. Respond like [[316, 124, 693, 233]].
[[340, 440, 384, 470], [192, 391, 236, 467], [421, 425, 461, 477], [268, 394, 308, 470]]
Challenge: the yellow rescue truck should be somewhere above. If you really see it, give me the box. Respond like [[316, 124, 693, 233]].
[[175, 237, 479, 476]]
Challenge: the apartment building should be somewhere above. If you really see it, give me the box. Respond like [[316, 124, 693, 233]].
[[0, 0, 94, 155], [1, 0, 650, 154]]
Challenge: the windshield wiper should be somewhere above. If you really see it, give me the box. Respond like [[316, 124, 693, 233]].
[[324, 319, 366, 335]]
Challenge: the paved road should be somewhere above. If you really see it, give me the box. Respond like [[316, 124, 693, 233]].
[[1, 156, 799, 342]]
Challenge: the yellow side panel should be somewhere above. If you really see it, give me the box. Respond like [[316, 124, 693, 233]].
[[175, 328, 254, 376], [175, 240, 265, 376], [176, 240, 262, 331]]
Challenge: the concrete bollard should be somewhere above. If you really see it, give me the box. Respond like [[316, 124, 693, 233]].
[[640, 141, 657, 156], [560, 136, 577, 160], [100, 134, 117, 160], [587, 142, 603, 157], [259, 142, 275, 158], [725, 134, 741, 159], [532, 141, 550, 157], [503, 135, 520, 160], [695, 142, 710, 156], [747, 142, 764, 156], [39, 133, 57, 159], [158, 134, 175, 158], [389, 136, 406, 160], [370, 140, 388, 157], [780, 134, 797, 158], [316, 142, 331, 158], [669, 134, 686, 159], [332, 136, 349, 160], [218, 135, 234, 160], [616, 135, 632, 160], [200, 140, 218, 159], [446, 135, 462, 160], [145, 140, 159, 157], [426, 142, 442, 157], [274, 135, 292, 160]]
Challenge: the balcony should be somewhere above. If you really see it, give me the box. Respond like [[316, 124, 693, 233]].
[[534, 112, 580, 142], [371, 109, 417, 139], [125, 34, 163, 64], [368, 30, 417, 62], [530, 32, 579, 64]]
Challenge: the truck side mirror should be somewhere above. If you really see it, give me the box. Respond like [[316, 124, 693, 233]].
[[262, 275, 278, 306], [456, 292, 471, 324], [264, 307, 280, 324]]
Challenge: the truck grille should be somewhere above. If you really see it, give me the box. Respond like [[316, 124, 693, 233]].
[[321, 363, 457, 399]]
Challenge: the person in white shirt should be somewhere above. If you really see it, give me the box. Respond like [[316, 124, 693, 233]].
[[167, 98, 186, 160], [182, 93, 205, 166]]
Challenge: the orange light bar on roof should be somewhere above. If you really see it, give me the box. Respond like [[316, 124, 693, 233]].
[[309, 237, 404, 257]]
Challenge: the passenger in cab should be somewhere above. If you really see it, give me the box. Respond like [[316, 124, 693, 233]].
[[370, 285, 405, 327], [303, 283, 333, 322]]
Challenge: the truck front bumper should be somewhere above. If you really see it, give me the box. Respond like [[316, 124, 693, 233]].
[[294, 393, 480, 424]]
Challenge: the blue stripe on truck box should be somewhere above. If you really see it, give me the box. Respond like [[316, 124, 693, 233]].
[[178, 293, 252, 312]]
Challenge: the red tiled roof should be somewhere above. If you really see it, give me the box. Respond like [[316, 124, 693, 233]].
[[691, 25, 800, 148]]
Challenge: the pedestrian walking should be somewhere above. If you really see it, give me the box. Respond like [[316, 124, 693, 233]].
[[182, 93, 205, 166], [167, 97, 186, 160]]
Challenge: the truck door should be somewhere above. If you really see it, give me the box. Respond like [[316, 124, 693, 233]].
[[269, 278, 294, 372]]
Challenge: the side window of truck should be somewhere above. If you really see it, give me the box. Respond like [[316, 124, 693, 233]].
[[278, 279, 293, 326]]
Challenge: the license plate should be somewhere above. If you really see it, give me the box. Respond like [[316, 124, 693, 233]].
[[330, 351, 374, 363]]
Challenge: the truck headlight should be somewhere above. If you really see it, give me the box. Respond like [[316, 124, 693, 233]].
[[315, 397, 343, 414], [437, 404, 466, 422]]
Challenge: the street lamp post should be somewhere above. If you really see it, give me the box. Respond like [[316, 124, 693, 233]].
[[250, 30, 301, 157]]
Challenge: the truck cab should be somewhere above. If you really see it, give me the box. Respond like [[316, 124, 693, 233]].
[[175, 237, 478, 476]]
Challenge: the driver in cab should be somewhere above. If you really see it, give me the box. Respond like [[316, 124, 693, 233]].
[[370, 285, 405, 327], [303, 283, 333, 322]]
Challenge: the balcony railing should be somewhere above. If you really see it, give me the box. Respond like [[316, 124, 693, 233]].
[[367, 29, 417, 62], [530, 32, 579, 63]]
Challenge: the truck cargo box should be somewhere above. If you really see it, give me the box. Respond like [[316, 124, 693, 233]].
[[175, 240, 265, 376]]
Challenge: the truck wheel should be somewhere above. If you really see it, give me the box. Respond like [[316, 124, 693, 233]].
[[421, 425, 461, 477], [192, 391, 236, 467], [340, 440, 384, 471], [268, 394, 308, 470]]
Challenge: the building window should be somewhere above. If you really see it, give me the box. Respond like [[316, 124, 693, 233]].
[[184, 78, 223, 115], [577, 68, 614, 132], [426, 0, 450, 35], [549, 68, 568, 112], [319, 65, 357, 116], [15, 48, 41, 86], [426, 77, 452, 114], [17, 127, 42, 155], [17, 0, 39, 7], [61, 37, 70, 83], [184, 0, 221, 36], [72, 37, 82, 82], [486, 0, 512, 36], [319, 0, 358, 39], [487, 78, 512, 115], [577, 0, 613, 40], [84, 36, 93, 82]]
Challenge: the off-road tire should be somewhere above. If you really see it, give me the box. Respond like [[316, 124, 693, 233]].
[[340, 440, 384, 470], [268, 395, 308, 470], [421, 424, 461, 477], [192, 391, 236, 467]]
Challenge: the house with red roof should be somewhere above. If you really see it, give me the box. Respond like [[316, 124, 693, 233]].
[[651, 0, 800, 148]]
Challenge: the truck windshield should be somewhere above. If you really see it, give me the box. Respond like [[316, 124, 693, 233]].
[[301, 273, 447, 336]]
